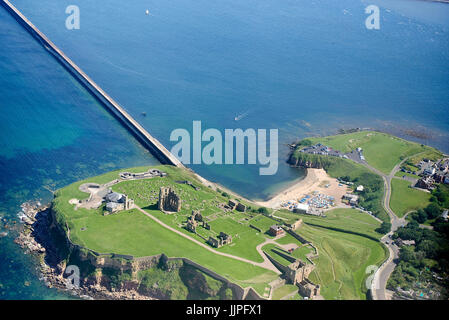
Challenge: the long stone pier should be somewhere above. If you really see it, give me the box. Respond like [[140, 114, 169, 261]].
[[2, 0, 184, 168]]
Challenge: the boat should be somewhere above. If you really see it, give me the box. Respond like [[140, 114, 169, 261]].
[[234, 110, 251, 121]]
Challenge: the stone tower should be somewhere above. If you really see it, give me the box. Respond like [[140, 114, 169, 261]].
[[158, 187, 181, 212]]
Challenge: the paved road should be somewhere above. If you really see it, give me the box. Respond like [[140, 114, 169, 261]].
[[360, 154, 424, 300], [372, 236, 400, 300], [134, 205, 282, 274]]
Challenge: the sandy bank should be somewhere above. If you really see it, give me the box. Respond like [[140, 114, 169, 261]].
[[256, 168, 349, 209]]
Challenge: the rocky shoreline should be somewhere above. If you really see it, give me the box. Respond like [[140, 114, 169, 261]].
[[14, 200, 155, 300]]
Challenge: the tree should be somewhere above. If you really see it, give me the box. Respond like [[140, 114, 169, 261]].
[[416, 209, 428, 224], [399, 246, 416, 263], [425, 203, 441, 219], [257, 207, 269, 215], [417, 240, 438, 259], [376, 221, 391, 234]]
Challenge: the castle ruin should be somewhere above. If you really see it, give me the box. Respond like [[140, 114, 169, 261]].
[[186, 210, 203, 233], [264, 248, 321, 299], [158, 187, 181, 213], [208, 232, 232, 248]]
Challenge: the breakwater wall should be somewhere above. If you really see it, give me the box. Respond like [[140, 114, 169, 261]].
[[1, 0, 184, 168]]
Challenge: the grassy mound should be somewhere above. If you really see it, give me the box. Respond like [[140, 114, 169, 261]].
[[52, 165, 278, 295], [390, 179, 432, 217], [274, 208, 383, 240], [297, 224, 387, 300], [297, 131, 436, 174]]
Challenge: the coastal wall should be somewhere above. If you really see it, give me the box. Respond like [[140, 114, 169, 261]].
[[1, 0, 184, 168]]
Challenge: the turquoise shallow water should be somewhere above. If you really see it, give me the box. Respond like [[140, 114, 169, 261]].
[[0, 0, 448, 299], [0, 6, 158, 299]]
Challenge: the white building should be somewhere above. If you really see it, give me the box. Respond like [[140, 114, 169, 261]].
[[294, 203, 309, 214], [356, 185, 364, 192]]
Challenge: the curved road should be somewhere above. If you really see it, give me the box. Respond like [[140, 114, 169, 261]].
[[361, 154, 423, 300]]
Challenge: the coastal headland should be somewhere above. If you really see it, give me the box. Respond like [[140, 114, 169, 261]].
[[5, 0, 448, 301], [15, 128, 449, 300], [17, 159, 392, 300]]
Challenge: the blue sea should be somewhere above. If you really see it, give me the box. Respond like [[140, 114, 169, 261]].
[[1, 0, 448, 299]]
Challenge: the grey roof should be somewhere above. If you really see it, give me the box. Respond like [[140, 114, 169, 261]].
[[105, 202, 119, 211], [105, 192, 125, 203]]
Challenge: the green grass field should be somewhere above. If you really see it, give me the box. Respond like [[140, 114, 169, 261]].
[[407, 149, 444, 165], [274, 208, 383, 240], [66, 209, 278, 291], [301, 131, 435, 174], [53, 165, 278, 295], [394, 171, 419, 179], [53, 165, 388, 300], [297, 224, 387, 300], [291, 245, 314, 262], [262, 244, 294, 267], [248, 215, 277, 233], [390, 178, 432, 217], [272, 284, 298, 300]]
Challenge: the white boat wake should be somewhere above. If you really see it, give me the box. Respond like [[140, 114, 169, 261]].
[[234, 110, 251, 121]]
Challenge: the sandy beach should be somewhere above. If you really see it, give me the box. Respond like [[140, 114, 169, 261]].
[[256, 168, 349, 209]]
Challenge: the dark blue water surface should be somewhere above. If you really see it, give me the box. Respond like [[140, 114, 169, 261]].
[[9, 0, 449, 194], [1, 0, 448, 299]]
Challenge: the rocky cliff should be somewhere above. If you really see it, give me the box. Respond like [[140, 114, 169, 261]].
[[15, 201, 235, 300]]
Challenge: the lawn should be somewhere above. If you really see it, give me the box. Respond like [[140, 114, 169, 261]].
[[272, 284, 298, 300], [53, 165, 279, 295], [390, 178, 432, 217], [113, 168, 269, 263], [291, 245, 314, 262], [53, 164, 388, 300], [394, 171, 419, 179], [248, 214, 278, 233], [275, 232, 304, 245], [296, 224, 387, 300], [274, 208, 383, 240], [407, 149, 444, 165], [216, 228, 266, 263], [301, 131, 434, 174], [262, 244, 293, 267]]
